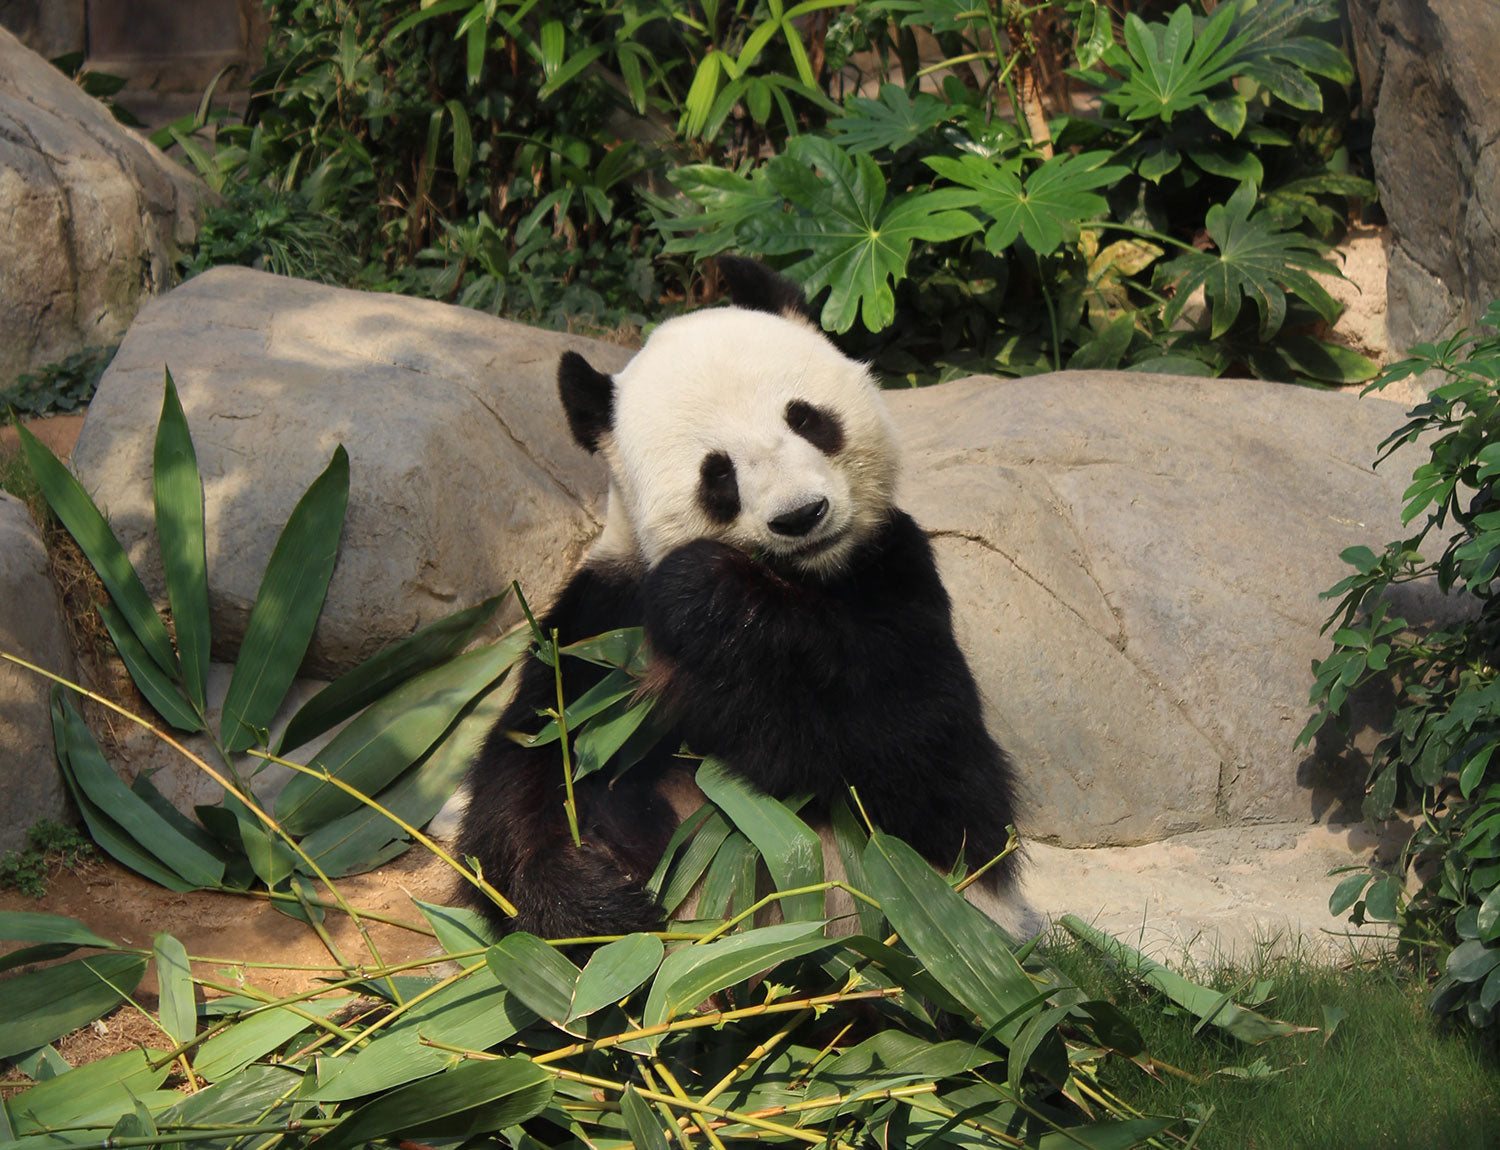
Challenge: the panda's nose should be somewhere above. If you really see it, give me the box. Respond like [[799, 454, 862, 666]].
[[768, 497, 829, 537]]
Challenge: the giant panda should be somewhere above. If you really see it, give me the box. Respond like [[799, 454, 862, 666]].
[[456, 257, 1022, 939]]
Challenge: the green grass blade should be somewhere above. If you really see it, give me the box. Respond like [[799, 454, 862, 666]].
[[862, 832, 1035, 1037], [277, 589, 510, 755], [0, 953, 148, 1059], [16, 422, 177, 678], [274, 635, 525, 836], [152, 368, 211, 712], [50, 688, 222, 889], [97, 600, 203, 732], [221, 445, 349, 753]]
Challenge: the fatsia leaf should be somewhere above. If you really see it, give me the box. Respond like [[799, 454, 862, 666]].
[[927, 151, 1125, 255], [1105, 3, 1244, 123], [660, 163, 782, 258], [827, 83, 953, 154], [221, 445, 349, 753], [1157, 181, 1339, 338], [751, 136, 979, 332]]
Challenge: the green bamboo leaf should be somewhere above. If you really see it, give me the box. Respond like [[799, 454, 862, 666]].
[[0, 911, 117, 950], [830, 799, 883, 937], [445, 98, 473, 182], [5, 1048, 169, 1135], [697, 759, 823, 921], [696, 829, 755, 919], [157, 1064, 304, 1127], [153, 367, 210, 712], [862, 833, 1035, 1037], [312, 966, 534, 1101], [416, 900, 498, 955], [50, 689, 223, 889], [152, 933, 195, 1046], [221, 445, 349, 753], [316, 1058, 553, 1150], [223, 792, 297, 889], [1059, 914, 1312, 1042], [568, 934, 665, 1022], [97, 600, 202, 732], [654, 808, 731, 911], [278, 592, 511, 755], [1037, 1119, 1179, 1149], [642, 922, 829, 1040], [620, 1086, 670, 1150], [193, 996, 348, 1082], [275, 636, 523, 835], [486, 933, 581, 1025], [0, 953, 148, 1059], [17, 423, 176, 677]]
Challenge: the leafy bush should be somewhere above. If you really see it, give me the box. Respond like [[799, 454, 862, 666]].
[[2, 347, 117, 418], [0, 820, 94, 899], [1302, 301, 1500, 1030], [168, 0, 1371, 377]]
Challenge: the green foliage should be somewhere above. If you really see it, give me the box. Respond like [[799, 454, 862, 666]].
[[1, 346, 117, 418], [11, 368, 520, 906], [0, 821, 95, 900], [1303, 301, 1500, 1031]]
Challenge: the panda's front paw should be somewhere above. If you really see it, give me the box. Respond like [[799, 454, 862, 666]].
[[644, 540, 770, 656]]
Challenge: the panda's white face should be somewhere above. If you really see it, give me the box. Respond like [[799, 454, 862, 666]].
[[591, 307, 898, 579]]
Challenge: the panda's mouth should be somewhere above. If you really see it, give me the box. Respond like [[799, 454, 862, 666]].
[[764, 525, 851, 569]]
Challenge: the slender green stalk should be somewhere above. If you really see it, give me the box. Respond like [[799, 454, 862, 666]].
[[551, 626, 584, 849], [695, 879, 882, 944]]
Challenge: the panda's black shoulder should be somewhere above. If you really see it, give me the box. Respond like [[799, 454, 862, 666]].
[[841, 509, 951, 613]]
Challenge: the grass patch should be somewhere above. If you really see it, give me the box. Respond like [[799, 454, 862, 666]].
[[1050, 933, 1500, 1149], [0, 821, 96, 900]]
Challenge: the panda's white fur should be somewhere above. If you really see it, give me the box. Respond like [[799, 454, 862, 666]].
[[590, 306, 899, 580]]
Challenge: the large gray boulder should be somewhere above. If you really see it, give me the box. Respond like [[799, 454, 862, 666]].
[[1349, 0, 1500, 348], [70, 267, 630, 674], [0, 24, 209, 385], [890, 373, 1428, 845], [0, 492, 78, 852]]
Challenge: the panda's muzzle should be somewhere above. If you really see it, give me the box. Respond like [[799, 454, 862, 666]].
[[768, 497, 829, 538]]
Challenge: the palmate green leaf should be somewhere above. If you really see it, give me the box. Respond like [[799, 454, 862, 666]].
[[1105, 3, 1243, 123], [861, 833, 1035, 1038], [828, 83, 953, 154], [314, 1058, 554, 1150], [926, 151, 1125, 255], [697, 759, 823, 922], [752, 137, 979, 333], [153, 367, 210, 713], [221, 445, 349, 753], [275, 632, 524, 835], [50, 688, 224, 889], [0, 952, 148, 1059], [277, 590, 510, 755], [16, 423, 177, 679], [5, 1048, 169, 1135], [1158, 181, 1339, 339], [660, 164, 782, 258]]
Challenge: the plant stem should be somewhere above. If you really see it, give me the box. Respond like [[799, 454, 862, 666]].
[[552, 626, 584, 849]]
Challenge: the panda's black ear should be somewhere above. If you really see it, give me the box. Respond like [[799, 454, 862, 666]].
[[716, 255, 816, 323], [558, 351, 614, 454]]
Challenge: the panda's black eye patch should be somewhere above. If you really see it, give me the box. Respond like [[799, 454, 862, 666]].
[[785, 400, 844, 455], [698, 451, 740, 524]]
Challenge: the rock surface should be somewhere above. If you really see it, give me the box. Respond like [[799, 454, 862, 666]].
[[70, 267, 631, 674], [890, 372, 1432, 846], [0, 25, 209, 385], [1349, 0, 1500, 347], [0, 492, 78, 852]]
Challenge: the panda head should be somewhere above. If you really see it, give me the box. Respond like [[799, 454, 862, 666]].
[[558, 257, 898, 580]]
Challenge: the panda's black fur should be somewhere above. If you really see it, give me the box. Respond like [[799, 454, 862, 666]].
[[457, 258, 1020, 939]]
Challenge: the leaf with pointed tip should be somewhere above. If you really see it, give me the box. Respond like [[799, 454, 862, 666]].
[[927, 151, 1125, 255], [153, 367, 211, 712], [697, 759, 823, 921], [827, 83, 953, 154], [221, 446, 349, 753], [0, 953, 148, 1059]]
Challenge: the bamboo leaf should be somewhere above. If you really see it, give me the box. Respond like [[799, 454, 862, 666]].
[[697, 759, 823, 921], [314, 1057, 553, 1150], [0, 953, 148, 1059], [17, 422, 176, 677], [568, 934, 665, 1022], [153, 367, 211, 712], [50, 689, 224, 888], [486, 933, 581, 1026], [193, 996, 348, 1082], [861, 832, 1035, 1037], [152, 933, 196, 1045], [620, 1086, 670, 1150], [97, 600, 202, 732], [5, 1048, 169, 1135], [277, 590, 510, 754], [416, 900, 498, 955], [0, 911, 117, 950], [275, 635, 524, 835], [221, 446, 349, 753]]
